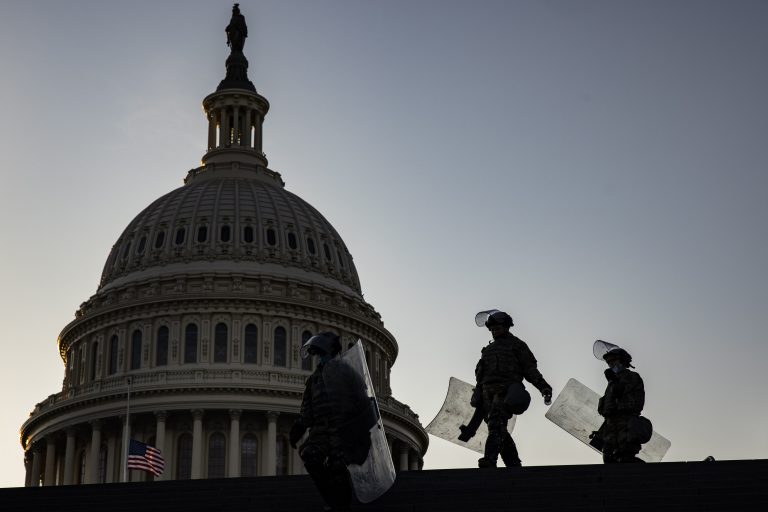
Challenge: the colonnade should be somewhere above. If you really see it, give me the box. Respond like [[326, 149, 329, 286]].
[[24, 409, 422, 487]]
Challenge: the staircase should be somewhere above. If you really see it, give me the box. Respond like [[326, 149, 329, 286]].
[[2, 459, 766, 511]]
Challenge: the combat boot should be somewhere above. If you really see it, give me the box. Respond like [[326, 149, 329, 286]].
[[477, 457, 497, 468]]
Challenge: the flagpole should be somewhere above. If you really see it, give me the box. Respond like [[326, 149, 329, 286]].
[[123, 376, 132, 483]]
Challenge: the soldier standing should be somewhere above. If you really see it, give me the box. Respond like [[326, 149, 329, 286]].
[[594, 343, 646, 463], [464, 310, 553, 468]]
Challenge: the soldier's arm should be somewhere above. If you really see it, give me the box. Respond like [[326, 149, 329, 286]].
[[298, 378, 314, 427], [516, 341, 551, 395], [472, 358, 484, 406]]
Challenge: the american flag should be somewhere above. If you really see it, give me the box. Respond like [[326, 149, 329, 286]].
[[127, 439, 165, 477]]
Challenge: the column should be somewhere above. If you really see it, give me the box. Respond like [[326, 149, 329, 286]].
[[221, 108, 230, 146], [207, 111, 216, 150], [30, 448, 42, 487], [265, 411, 278, 476], [106, 435, 117, 483], [87, 420, 102, 484], [254, 115, 262, 152], [191, 409, 204, 479], [228, 410, 241, 477], [63, 428, 76, 485], [44, 436, 57, 486], [155, 411, 167, 481], [398, 444, 409, 472], [409, 450, 419, 471], [244, 109, 252, 148], [24, 450, 32, 487], [233, 106, 240, 145]]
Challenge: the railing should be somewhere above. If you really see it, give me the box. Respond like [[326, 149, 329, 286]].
[[30, 368, 308, 417]]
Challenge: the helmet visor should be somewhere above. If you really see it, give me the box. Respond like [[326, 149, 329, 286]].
[[593, 339, 620, 360], [475, 309, 501, 327]]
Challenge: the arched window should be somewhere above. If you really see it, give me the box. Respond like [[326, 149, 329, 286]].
[[137, 236, 147, 255], [266, 228, 277, 246], [130, 330, 142, 370], [154, 231, 165, 249], [243, 226, 254, 243], [273, 326, 287, 367], [214, 323, 228, 363], [197, 225, 208, 243], [276, 436, 289, 476], [156, 326, 169, 366], [244, 324, 258, 364], [307, 237, 316, 255], [108, 335, 119, 375], [301, 330, 313, 371], [175, 227, 186, 245], [323, 243, 332, 261], [90, 341, 99, 381], [184, 324, 198, 364], [176, 433, 193, 480], [241, 433, 258, 477], [287, 232, 298, 250], [207, 433, 226, 478], [220, 225, 231, 242]]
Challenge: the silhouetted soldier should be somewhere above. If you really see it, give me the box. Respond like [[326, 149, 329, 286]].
[[462, 310, 553, 468], [290, 332, 376, 511], [595, 345, 646, 463]]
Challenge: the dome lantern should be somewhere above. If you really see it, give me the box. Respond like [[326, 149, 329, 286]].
[[200, 4, 270, 169]]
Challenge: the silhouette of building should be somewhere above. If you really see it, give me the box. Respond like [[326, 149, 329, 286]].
[[19, 7, 426, 486]]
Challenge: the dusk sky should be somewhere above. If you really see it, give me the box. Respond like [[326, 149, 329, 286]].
[[1, 0, 767, 487]]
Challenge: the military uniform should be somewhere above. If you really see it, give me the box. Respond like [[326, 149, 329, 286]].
[[474, 333, 551, 467], [294, 357, 373, 511], [597, 367, 645, 463]]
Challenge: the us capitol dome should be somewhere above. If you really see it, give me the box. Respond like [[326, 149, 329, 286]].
[[20, 7, 427, 486]]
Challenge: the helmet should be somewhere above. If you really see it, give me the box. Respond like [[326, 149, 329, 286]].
[[603, 347, 633, 367], [475, 309, 513, 329], [300, 331, 341, 359]]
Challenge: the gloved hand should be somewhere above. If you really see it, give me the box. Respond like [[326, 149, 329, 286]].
[[541, 386, 553, 406], [289, 420, 307, 448], [458, 424, 476, 442]]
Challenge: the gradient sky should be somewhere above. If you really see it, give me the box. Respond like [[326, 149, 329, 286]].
[[1, 0, 767, 487]]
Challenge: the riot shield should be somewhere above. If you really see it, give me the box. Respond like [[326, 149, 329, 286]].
[[425, 377, 516, 454], [545, 378, 671, 462], [329, 340, 396, 503]]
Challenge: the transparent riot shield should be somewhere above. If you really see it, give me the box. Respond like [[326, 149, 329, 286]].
[[425, 377, 516, 454], [333, 340, 396, 503], [545, 378, 671, 462]]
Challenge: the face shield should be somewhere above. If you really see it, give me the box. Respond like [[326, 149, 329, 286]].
[[474, 309, 502, 327], [592, 339, 620, 360], [300, 333, 340, 360]]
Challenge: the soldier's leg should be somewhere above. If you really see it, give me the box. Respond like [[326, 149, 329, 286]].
[[300, 443, 344, 510], [324, 452, 353, 511], [479, 397, 506, 468], [500, 431, 521, 467]]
